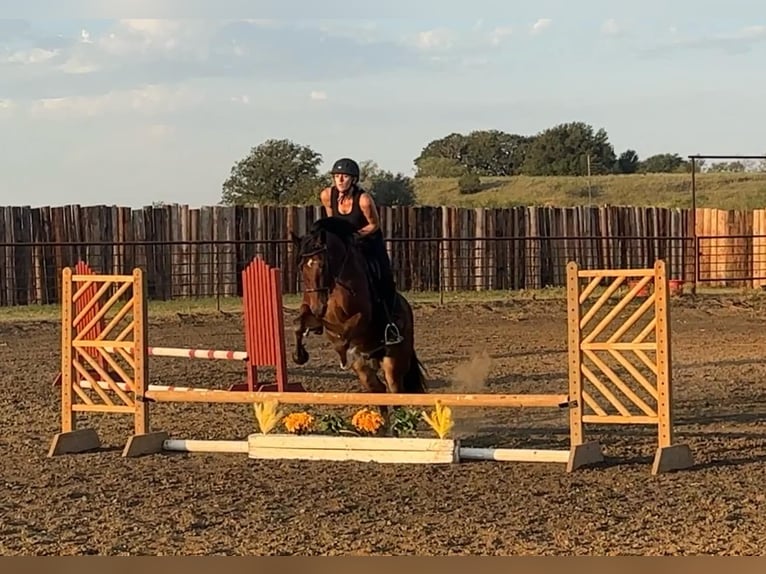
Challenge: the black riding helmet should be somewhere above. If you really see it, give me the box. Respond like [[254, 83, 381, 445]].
[[330, 157, 360, 179]]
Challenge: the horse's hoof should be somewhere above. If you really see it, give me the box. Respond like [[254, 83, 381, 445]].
[[293, 348, 309, 365]]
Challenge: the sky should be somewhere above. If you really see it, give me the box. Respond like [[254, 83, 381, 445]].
[[0, 1, 765, 208]]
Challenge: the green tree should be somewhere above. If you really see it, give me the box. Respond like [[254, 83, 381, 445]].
[[520, 122, 617, 176], [358, 160, 416, 206], [462, 130, 533, 176], [220, 139, 323, 205], [458, 172, 482, 194], [707, 160, 747, 173], [638, 153, 689, 173], [414, 130, 533, 177], [414, 133, 468, 176], [616, 149, 639, 174], [413, 156, 467, 177]]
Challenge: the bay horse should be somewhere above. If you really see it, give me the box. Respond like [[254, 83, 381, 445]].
[[290, 217, 428, 420]]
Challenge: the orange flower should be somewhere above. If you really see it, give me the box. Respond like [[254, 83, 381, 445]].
[[351, 408, 385, 435], [283, 412, 315, 434]]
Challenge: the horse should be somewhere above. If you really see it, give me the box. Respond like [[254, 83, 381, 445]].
[[290, 217, 428, 425]]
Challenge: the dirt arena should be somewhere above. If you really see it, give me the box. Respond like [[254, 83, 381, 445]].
[[1, 292, 766, 556]]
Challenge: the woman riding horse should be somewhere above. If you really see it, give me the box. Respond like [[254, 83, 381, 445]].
[[291, 211, 428, 406], [318, 157, 402, 346]]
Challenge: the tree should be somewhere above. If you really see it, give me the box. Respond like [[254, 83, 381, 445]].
[[413, 156, 467, 178], [458, 172, 482, 194], [358, 160, 416, 206], [414, 133, 469, 176], [220, 139, 323, 205], [462, 130, 533, 176], [616, 149, 639, 174], [414, 130, 534, 177], [706, 160, 747, 173], [520, 122, 617, 176], [638, 153, 688, 173]]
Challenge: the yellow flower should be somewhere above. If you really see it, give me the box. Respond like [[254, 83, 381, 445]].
[[351, 407, 385, 435], [253, 400, 283, 434], [422, 401, 453, 439], [283, 411, 315, 434]]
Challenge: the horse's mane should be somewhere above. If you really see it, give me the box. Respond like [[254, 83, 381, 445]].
[[309, 216, 358, 243], [295, 216, 359, 278]]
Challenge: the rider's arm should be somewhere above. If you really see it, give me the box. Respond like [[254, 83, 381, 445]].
[[357, 192, 381, 237], [319, 187, 333, 217]]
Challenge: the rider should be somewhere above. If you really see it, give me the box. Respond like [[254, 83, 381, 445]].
[[319, 157, 403, 346]]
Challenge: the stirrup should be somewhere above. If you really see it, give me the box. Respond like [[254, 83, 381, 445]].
[[384, 323, 404, 346]]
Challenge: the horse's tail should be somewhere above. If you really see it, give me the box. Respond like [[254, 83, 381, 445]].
[[403, 349, 428, 393]]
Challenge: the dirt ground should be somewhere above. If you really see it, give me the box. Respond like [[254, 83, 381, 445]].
[[1, 292, 766, 556]]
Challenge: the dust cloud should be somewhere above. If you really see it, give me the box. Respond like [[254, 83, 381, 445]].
[[444, 349, 494, 438], [449, 349, 492, 393]]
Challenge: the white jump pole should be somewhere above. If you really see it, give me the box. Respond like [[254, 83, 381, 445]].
[[78, 381, 226, 392], [104, 346, 249, 361], [156, 439, 571, 464], [163, 439, 249, 453], [458, 447, 570, 463]]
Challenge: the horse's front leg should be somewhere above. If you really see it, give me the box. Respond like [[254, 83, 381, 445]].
[[350, 355, 394, 435], [292, 304, 322, 365]]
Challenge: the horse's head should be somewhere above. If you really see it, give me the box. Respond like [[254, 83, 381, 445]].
[[291, 217, 360, 318]]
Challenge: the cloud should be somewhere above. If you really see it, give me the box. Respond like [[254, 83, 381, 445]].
[[0, 19, 419, 101], [2, 47, 59, 64], [310, 90, 327, 101], [142, 122, 175, 141], [0, 19, 31, 41], [489, 27, 512, 46], [414, 29, 453, 51], [601, 19, 622, 37], [530, 18, 552, 35], [641, 24, 766, 56], [0, 98, 15, 119], [26, 84, 205, 119]]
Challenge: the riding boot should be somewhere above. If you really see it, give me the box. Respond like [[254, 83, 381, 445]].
[[378, 262, 403, 346]]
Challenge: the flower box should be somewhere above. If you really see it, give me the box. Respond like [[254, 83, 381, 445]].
[[246, 433, 460, 464]]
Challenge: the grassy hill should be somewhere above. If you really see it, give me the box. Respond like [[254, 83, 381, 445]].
[[412, 172, 766, 211]]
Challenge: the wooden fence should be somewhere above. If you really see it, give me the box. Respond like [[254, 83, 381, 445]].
[[1, 203, 765, 306]]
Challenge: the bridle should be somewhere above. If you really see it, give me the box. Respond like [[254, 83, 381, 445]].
[[299, 238, 356, 297]]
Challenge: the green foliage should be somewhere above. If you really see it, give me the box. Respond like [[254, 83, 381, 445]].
[[616, 149, 639, 174], [316, 412, 352, 435], [637, 153, 689, 174], [218, 122, 766, 212], [220, 138, 323, 206], [358, 160, 416, 206], [413, 172, 766, 210], [458, 172, 482, 194], [389, 407, 422, 437], [414, 156, 467, 177], [707, 160, 747, 173], [520, 122, 617, 176], [414, 130, 532, 177]]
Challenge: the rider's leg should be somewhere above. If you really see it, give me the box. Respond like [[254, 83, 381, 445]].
[[372, 238, 403, 345]]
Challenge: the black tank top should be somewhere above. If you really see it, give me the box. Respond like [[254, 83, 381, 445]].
[[329, 186, 384, 244], [330, 186, 368, 231]]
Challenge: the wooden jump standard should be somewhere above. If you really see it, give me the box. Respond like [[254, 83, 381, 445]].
[[48, 258, 694, 475], [50, 259, 303, 393]]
